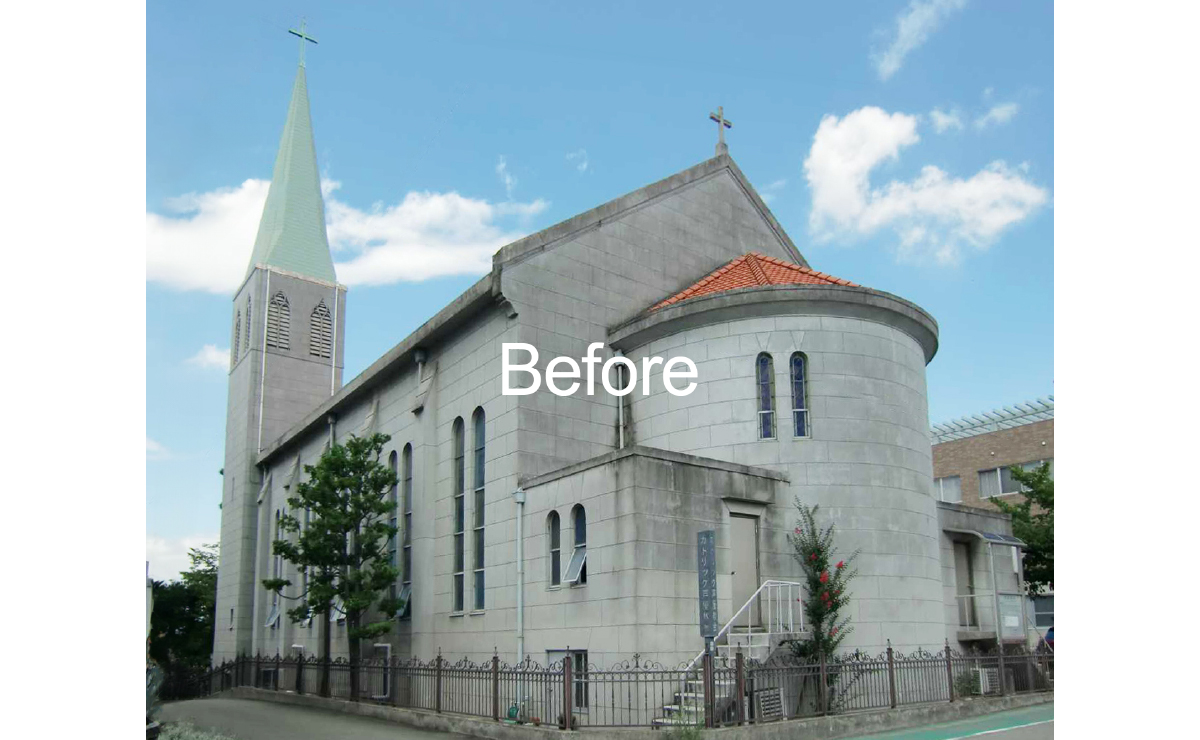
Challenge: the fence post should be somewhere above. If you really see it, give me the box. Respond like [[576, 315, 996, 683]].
[[945, 639, 955, 702], [1023, 647, 1034, 694], [735, 646, 746, 726], [562, 654, 573, 730], [321, 654, 330, 698], [702, 649, 714, 728], [492, 650, 500, 722], [886, 641, 897, 709], [255, 654, 261, 688], [435, 649, 443, 714], [819, 652, 828, 716], [275, 653, 282, 692], [996, 644, 1008, 696], [297, 655, 305, 695], [392, 656, 400, 707]]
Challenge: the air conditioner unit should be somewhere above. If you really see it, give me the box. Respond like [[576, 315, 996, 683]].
[[973, 666, 999, 694]]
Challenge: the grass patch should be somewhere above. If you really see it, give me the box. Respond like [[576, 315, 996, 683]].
[[159, 722, 241, 740]]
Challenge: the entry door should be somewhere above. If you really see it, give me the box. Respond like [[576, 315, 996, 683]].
[[730, 515, 761, 626]]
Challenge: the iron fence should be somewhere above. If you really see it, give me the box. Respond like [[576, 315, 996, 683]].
[[183, 640, 1052, 729]]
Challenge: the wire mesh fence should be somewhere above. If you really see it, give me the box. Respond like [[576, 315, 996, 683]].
[[184, 641, 1052, 729]]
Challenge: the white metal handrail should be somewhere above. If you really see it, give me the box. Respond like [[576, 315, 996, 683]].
[[680, 580, 805, 686]]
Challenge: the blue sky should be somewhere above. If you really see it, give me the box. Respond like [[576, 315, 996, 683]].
[[146, 0, 1053, 580]]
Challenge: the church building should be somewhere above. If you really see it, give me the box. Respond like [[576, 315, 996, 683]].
[[213, 57, 1020, 670]]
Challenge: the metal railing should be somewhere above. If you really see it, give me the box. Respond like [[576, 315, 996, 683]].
[[185, 642, 1052, 729], [680, 580, 805, 691]]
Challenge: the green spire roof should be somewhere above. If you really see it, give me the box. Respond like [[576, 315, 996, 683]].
[[245, 65, 337, 284]]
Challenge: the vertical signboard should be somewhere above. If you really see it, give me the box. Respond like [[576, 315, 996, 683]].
[[697, 529, 718, 638]]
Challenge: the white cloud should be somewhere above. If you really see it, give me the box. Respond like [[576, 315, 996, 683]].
[[760, 179, 788, 204], [566, 149, 589, 173], [974, 102, 1020, 130], [496, 156, 517, 198], [186, 344, 230, 370], [147, 178, 548, 293], [804, 106, 1048, 263], [147, 534, 218, 582], [929, 107, 964, 133], [147, 437, 171, 461], [873, 0, 968, 81]]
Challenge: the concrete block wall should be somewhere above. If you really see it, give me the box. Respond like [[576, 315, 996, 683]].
[[623, 313, 943, 654]]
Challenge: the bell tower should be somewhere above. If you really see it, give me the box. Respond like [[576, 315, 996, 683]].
[[213, 44, 345, 662]]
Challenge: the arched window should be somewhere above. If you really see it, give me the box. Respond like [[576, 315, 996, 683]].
[[245, 296, 252, 351], [232, 312, 240, 366], [267, 509, 282, 628], [472, 407, 486, 610], [266, 292, 291, 350], [451, 417, 465, 612], [756, 353, 776, 439], [565, 505, 587, 585], [547, 511, 561, 586], [790, 352, 809, 437], [387, 450, 399, 576], [400, 443, 413, 618], [310, 300, 332, 358]]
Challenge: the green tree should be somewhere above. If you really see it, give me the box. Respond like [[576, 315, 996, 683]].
[[991, 462, 1053, 594], [150, 543, 219, 696], [262, 432, 402, 700], [786, 499, 859, 660]]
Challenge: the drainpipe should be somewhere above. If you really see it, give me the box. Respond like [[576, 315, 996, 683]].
[[512, 487, 526, 663]]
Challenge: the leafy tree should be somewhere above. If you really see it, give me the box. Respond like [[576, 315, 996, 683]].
[[991, 462, 1053, 594], [150, 543, 219, 697], [262, 432, 402, 700], [786, 499, 859, 660]]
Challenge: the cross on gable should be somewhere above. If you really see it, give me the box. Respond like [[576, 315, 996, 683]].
[[709, 106, 732, 155], [289, 18, 319, 68]]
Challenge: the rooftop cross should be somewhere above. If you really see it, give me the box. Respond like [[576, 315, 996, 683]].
[[288, 18, 318, 68], [709, 106, 732, 156]]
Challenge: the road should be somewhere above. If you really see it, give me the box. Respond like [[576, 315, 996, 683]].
[[161, 698, 472, 740], [843, 702, 1053, 740]]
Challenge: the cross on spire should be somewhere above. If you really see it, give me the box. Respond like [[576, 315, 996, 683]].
[[289, 18, 318, 68], [709, 106, 732, 156]]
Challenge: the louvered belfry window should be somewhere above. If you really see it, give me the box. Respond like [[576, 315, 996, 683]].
[[266, 292, 290, 350], [244, 297, 252, 351], [310, 300, 333, 358], [232, 312, 240, 366]]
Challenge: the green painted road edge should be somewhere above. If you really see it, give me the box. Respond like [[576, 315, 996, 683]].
[[845, 702, 1054, 740]]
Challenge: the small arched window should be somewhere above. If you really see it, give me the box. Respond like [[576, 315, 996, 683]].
[[310, 300, 332, 358], [451, 417, 465, 612], [245, 296, 252, 351], [232, 312, 241, 366], [756, 353, 776, 439], [547, 511, 561, 586], [790, 352, 809, 438], [565, 505, 587, 585], [266, 292, 291, 350]]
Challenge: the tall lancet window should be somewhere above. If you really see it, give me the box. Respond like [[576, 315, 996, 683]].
[[244, 296, 252, 352], [232, 312, 241, 366], [266, 292, 291, 350], [400, 443, 413, 619], [387, 451, 399, 607], [790, 352, 810, 438], [310, 300, 332, 358], [451, 417, 465, 613], [472, 407, 486, 610], [756, 353, 776, 439]]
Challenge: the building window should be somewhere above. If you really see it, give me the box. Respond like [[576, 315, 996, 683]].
[[756, 353, 776, 439], [565, 505, 587, 585], [267, 509, 282, 628], [472, 407, 486, 610], [548, 511, 561, 586], [935, 475, 962, 503], [401, 443, 413, 619], [790, 352, 809, 437], [387, 450, 398, 610], [452, 417, 465, 613], [245, 296, 252, 351], [980, 460, 1052, 498], [547, 650, 589, 709], [232, 312, 241, 366], [309, 300, 333, 358], [1033, 594, 1054, 627], [266, 292, 291, 350]]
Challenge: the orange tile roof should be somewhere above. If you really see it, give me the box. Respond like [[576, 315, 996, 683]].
[[650, 253, 859, 311]]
